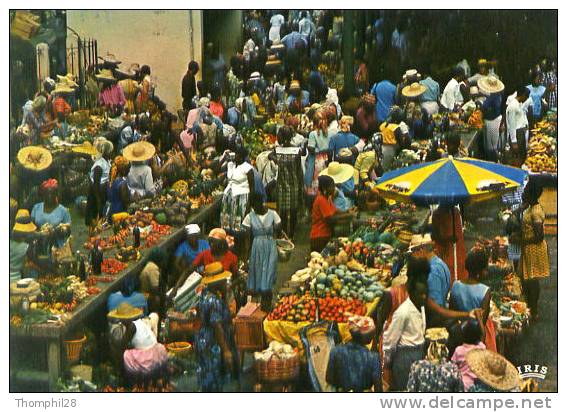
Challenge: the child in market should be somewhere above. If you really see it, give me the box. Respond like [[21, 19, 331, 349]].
[[451, 319, 486, 391]]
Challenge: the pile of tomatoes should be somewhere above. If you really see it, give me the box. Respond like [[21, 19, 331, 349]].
[[267, 292, 367, 323], [142, 222, 171, 248], [101, 258, 127, 275], [86, 275, 115, 286]]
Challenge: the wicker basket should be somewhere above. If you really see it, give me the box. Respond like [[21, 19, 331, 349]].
[[64, 335, 87, 364], [256, 353, 300, 383], [166, 341, 193, 356], [276, 235, 294, 262]]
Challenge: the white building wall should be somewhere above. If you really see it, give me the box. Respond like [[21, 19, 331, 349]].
[[66, 10, 203, 111]]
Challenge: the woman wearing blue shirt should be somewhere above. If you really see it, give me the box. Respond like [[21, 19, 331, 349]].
[[173, 224, 210, 275], [328, 116, 360, 163], [527, 72, 547, 122]]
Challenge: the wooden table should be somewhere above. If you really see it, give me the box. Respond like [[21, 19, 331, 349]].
[[10, 198, 221, 391]]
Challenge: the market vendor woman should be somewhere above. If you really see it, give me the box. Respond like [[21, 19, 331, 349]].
[[173, 224, 210, 276], [107, 303, 168, 387], [310, 175, 356, 252], [31, 179, 71, 247], [173, 228, 238, 294]]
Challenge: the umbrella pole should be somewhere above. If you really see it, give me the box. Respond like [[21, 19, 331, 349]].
[[453, 242, 458, 283], [453, 206, 458, 283]]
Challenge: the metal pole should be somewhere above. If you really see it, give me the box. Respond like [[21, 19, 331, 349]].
[[94, 40, 98, 72], [77, 38, 83, 109]]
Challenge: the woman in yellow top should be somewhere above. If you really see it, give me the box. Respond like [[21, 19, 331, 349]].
[[117, 64, 140, 115], [519, 181, 550, 321], [379, 106, 409, 171]]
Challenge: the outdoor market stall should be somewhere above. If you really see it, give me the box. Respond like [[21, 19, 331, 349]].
[[9, 198, 221, 391]]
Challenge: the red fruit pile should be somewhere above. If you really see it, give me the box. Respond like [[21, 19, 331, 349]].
[[101, 258, 127, 275], [267, 292, 366, 323]]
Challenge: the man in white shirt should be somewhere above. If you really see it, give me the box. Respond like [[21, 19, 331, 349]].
[[440, 67, 466, 112], [382, 272, 428, 391], [506, 87, 531, 164]]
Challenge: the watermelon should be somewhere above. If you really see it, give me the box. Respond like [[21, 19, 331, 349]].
[[155, 213, 167, 225], [378, 231, 395, 245], [316, 273, 327, 284], [363, 292, 375, 302]]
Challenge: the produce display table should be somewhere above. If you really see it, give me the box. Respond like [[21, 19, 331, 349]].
[[9, 198, 221, 391], [263, 298, 379, 357]]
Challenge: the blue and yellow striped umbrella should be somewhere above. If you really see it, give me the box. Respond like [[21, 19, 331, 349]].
[[375, 157, 528, 206]]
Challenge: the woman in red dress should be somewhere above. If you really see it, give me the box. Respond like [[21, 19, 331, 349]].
[[432, 205, 467, 283]]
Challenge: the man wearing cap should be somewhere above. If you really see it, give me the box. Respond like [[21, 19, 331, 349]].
[[173, 224, 210, 276], [409, 234, 475, 327]]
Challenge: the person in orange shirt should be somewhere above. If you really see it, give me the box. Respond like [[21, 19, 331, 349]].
[[310, 175, 356, 252]]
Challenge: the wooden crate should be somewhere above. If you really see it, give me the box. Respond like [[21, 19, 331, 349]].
[[234, 309, 266, 352]]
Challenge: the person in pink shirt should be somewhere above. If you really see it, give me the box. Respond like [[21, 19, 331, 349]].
[[451, 319, 486, 391], [96, 69, 126, 113]]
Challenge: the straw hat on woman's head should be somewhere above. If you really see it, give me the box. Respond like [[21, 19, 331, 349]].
[[54, 81, 75, 95], [122, 141, 155, 162], [98, 53, 122, 66], [201, 262, 232, 286], [13, 209, 37, 233], [17, 146, 53, 171], [289, 80, 301, 91], [402, 82, 427, 98], [478, 76, 505, 95], [319, 161, 355, 184], [57, 73, 78, 88], [107, 302, 143, 321], [208, 228, 227, 242], [95, 69, 117, 82], [72, 141, 98, 157], [466, 349, 521, 391]]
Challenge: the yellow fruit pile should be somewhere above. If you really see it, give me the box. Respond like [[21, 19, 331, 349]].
[[524, 154, 557, 173], [524, 133, 557, 173]]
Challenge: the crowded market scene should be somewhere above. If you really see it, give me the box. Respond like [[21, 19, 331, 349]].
[[8, 9, 558, 394]]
